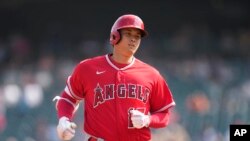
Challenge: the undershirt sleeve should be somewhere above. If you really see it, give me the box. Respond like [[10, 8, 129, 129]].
[[149, 110, 170, 128], [57, 91, 78, 120]]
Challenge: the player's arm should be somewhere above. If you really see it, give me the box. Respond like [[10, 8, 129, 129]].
[[149, 72, 175, 128], [130, 108, 172, 129], [53, 62, 85, 140], [53, 91, 80, 141], [130, 71, 176, 129], [54, 61, 85, 119], [148, 110, 170, 128], [54, 91, 80, 119]]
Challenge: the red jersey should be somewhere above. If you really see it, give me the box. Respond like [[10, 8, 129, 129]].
[[65, 54, 175, 141]]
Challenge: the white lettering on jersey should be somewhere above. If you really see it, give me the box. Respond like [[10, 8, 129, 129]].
[[93, 83, 150, 108]]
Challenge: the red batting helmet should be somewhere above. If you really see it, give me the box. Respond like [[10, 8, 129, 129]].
[[110, 14, 148, 45]]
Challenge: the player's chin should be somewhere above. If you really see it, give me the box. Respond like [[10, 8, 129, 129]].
[[127, 50, 137, 56], [128, 47, 138, 53]]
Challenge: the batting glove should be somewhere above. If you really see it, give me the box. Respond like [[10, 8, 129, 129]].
[[57, 116, 77, 140], [130, 110, 150, 129]]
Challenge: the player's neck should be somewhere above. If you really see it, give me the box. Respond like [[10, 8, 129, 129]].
[[110, 53, 134, 64]]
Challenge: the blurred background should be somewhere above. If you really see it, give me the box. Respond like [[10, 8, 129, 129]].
[[0, 0, 250, 141]]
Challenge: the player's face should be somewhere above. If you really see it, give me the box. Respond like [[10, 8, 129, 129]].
[[116, 28, 142, 57]]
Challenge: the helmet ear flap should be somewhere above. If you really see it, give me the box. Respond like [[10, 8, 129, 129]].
[[110, 30, 120, 45]]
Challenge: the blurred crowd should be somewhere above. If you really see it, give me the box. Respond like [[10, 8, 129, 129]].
[[0, 24, 250, 141]]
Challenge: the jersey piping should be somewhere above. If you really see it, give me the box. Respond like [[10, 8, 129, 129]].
[[105, 54, 135, 71], [153, 101, 176, 114], [66, 76, 84, 100]]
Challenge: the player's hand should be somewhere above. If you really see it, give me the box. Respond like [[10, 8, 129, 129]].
[[130, 110, 150, 129], [57, 116, 77, 140]]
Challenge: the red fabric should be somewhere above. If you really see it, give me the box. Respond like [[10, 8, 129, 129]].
[[57, 91, 77, 120], [149, 111, 170, 128], [88, 137, 97, 141], [60, 54, 175, 141]]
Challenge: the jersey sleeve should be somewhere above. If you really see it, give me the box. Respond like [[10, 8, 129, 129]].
[[65, 62, 86, 100], [150, 73, 175, 113]]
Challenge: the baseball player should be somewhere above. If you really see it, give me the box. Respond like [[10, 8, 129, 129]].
[[54, 14, 176, 141]]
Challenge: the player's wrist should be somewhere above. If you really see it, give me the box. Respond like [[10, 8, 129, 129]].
[[59, 116, 69, 121]]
